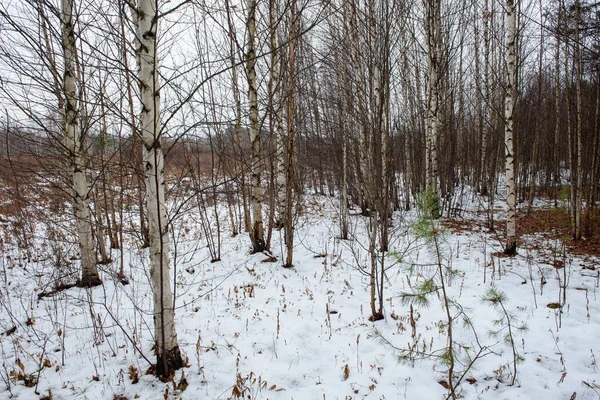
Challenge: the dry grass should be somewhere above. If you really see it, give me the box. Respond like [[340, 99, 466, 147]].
[[443, 206, 600, 259]]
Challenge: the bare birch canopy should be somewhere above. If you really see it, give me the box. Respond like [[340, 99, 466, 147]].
[[0, 0, 599, 394]]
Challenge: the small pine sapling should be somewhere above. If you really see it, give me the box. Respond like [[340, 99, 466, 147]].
[[481, 286, 528, 386], [390, 190, 488, 399]]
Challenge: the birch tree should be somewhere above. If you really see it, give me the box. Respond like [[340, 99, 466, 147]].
[[247, 0, 266, 253], [134, 0, 183, 376], [504, 0, 518, 255], [119, 0, 150, 248], [61, 0, 101, 287], [269, 0, 286, 228], [283, 0, 297, 268], [425, 0, 441, 215], [479, 0, 492, 198]]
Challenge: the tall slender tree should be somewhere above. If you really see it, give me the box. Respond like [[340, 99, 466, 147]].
[[269, 0, 286, 229], [504, 0, 518, 254], [574, 0, 583, 240], [246, 0, 266, 253], [61, 0, 101, 287], [225, 0, 251, 236], [425, 0, 441, 208], [283, 0, 297, 268], [134, 0, 183, 377]]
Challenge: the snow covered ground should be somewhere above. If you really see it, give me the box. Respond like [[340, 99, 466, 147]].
[[0, 193, 599, 399]]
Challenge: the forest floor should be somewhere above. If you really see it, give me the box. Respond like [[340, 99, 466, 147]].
[[0, 190, 599, 399]]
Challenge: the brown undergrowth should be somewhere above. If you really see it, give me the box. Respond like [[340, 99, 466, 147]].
[[444, 207, 600, 259]]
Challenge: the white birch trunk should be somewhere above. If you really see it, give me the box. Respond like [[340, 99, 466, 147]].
[[504, 0, 517, 254], [61, 0, 100, 287], [120, 1, 150, 247], [425, 0, 440, 199], [135, 0, 182, 376], [481, 0, 491, 196], [247, 0, 265, 252], [269, 0, 286, 227]]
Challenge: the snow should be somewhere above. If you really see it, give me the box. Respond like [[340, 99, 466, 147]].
[[1, 193, 599, 399]]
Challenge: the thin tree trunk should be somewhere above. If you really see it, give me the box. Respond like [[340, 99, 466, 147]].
[[309, 56, 325, 196], [482, 0, 491, 198], [456, 25, 465, 194], [225, 0, 250, 235], [341, 114, 349, 238], [39, 0, 62, 107], [504, 0, 517, 255], [100, 92, 120, 250], [574, 0, 583, 240], [554, 28, 561, 208], [99, 86, 120, 250], [379, 0, 391, 252], [368, 210, 382, 321], [527, 133, 539, 213], [265, 0, 277, 248], [207, 79, 223, 261], [247, 0, 265, 253], [61, 0, 101, 287], [473, 0, 483, 192], [284, 0, 297, 268], [586, 42, 600, 235], [90, 169, 110, 264], [328, 11, 349, 238], [528, 10, 543, 214], [135, 0, 183, 376], [563, 1, 576, 238], [425, 0, 440, 211], [120, 0, 149, 247], [268, 0, 286, 228]]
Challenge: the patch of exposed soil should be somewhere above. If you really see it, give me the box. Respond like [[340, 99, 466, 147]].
[[443, 207, 600, 259]]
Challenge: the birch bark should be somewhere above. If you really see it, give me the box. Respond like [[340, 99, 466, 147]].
[[135, 0, 183, 376], [284, 0, 296, 268], [247, 0, 266, 252], [481, 0, 491, 197], [425, 0, 440, 209], [61, 0, 101, 287], [268, 0, 286, 227], [504, 0, 517, 254]]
